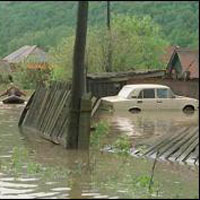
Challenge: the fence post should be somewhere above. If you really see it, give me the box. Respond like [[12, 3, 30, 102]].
[[78, 93, 92, 149]]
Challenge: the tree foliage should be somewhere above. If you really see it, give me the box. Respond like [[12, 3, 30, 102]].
[[49, 15, 168, 81], [0, 1, 198, 58]]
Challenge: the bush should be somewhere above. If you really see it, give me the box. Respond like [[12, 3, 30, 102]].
[[12, 62, 51, 89]]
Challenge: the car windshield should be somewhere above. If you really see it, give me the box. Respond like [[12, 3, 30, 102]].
[[118, 87, 134, 98]]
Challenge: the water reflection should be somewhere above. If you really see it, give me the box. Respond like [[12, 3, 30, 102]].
[[97, 110, 198, 146], [0, 105, 199, 199]]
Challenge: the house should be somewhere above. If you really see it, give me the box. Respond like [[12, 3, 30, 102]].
[[3, 45, 49, 71], [166, 46, 199, 80]]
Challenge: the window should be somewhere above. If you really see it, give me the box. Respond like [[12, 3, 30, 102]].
[[138, 89, 155, 98], [118, 87, 134, 98], [143, 89, 155, 98], [157, 88, 169, 98]]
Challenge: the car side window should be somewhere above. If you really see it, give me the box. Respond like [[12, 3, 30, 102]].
[[143, 89, 155, 98], [157, 88, 168, 98], [138, 89, 155, 98]]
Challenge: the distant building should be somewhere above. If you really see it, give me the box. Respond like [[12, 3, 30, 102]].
[[166, 46, 199, 80], [3, 45, 49, 71]]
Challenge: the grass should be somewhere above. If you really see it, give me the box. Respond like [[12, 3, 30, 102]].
[[112, 135, 132, 155], [90, 120, 110, 149]]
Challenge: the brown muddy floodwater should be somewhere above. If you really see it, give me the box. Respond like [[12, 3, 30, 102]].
[[0, 104, 199, 199]]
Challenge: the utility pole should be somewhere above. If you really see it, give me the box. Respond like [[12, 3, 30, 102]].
[[105, 1, 112, 72], [107, 1, 111, 30], [66, 1, 89, 149]]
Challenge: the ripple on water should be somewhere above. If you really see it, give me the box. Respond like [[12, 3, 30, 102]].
[[51, 187, 71, 192], [0, 155, 12, 158], [0, 181, 37, 188]]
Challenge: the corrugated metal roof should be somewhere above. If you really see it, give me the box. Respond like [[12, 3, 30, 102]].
[[166, 47, 199, 79], [3, 45, 48, 64], [176, 48, 199, 79], [162, 46, 177, 64]]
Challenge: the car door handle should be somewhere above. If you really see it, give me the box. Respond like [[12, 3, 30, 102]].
[[137, 100, 143, 103], [157, 100, 162, 103]]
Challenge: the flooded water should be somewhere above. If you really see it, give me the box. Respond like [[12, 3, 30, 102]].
[[0, 105, 199, 199], [97, 110, 199, 148]]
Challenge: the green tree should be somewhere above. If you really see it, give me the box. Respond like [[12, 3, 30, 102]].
[[49, 14, 169, 81]]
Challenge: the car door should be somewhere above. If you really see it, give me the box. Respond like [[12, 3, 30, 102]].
[[136, 88, 157, 110], [156, 88, 178, 110]]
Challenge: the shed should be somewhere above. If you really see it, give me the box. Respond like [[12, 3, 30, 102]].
[[87, 69, 165, 98], [3, 45, 49, 71], [166, 47, 199, 80]]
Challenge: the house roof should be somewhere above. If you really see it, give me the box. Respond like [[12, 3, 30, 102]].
[[162, 46, 177, 64], [167, 47, 199, 79], [176, 48, 199, 79], [3, 45, 48, 64]]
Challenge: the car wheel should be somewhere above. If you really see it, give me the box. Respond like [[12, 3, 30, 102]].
[[129, 108, 141, 114], [183, 106, 195, 114]]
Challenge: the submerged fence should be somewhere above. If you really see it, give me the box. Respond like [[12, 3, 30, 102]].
[[133, 126, 199, 166], [19, 81, 99, 146]]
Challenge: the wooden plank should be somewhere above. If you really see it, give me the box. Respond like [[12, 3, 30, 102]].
[[31, 86, 47, 128], [142, 127, 189, 156], [35, 88, 50, 129], [56, 92, 71, 141], [39, 83, 58, 133], [43, 84, 62, 134], [37, 88, 51, 130], [168, 128, 198, 162], [24, 85, 43, 127], [195, 158, 199, 166], [23, 85, 39, 126], [192, 145, 199, 161], [91, 98, 102, 117], [52, 91, 70, 139], [159, 127, 198, 160], [43, 86, 63, 135], [185, 144, 199, 165], [91, 96, 97, 108], [51, 91, 71, 141], [18, 91, 35, 127], [49, 89, 70, 139], [47, 88, 66, 137], [143, 127, 190, 157], [176, 136, 199, 162], [154, 127, 197, 159], [172, 132, 198, 161]]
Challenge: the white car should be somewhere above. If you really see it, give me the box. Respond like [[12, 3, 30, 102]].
[[101, 84, 199, 113]]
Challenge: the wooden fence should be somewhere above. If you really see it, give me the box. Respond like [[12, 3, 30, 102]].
[[20, 82, 71, 145], [133, 126, 199, 166], [19, 81, 100, 147]]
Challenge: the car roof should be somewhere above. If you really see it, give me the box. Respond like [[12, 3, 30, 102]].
[[123, 84, 170, 89]]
